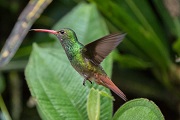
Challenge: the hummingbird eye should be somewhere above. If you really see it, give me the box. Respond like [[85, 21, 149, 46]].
[[59, 30, 65, 34]]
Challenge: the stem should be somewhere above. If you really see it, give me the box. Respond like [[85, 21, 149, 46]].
[[9, 71, 22, 120], [0, 95, 12, 120]]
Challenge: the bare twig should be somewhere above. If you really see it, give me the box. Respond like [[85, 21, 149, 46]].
[[0, 0, 52, 67]]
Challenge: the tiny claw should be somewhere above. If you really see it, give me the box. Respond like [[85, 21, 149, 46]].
[[88, 80, 92, 84]]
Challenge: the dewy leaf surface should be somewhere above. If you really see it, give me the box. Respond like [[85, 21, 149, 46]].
[[26, 44, 89, 120], [25, 3, 114, 120]]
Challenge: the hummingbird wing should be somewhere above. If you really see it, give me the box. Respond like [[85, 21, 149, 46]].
[[84, 33, 126, 65]]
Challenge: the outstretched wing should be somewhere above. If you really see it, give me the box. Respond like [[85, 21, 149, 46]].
[[83, 33, 126, 65]]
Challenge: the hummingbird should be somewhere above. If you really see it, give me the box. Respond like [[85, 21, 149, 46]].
[[31, 28, 127, 101]]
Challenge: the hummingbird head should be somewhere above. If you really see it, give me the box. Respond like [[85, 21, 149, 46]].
[[56, 28, 76, 42], [30, 28, 77, 43]]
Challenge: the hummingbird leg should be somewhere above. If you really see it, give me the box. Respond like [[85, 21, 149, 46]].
[[83, 79, 92, 86], [83, 79, 87, 86], [83, 74, 88, 86], [83, 74, 92, 86]]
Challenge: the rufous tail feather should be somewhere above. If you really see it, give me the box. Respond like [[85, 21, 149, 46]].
[[98, 75, 127, 101]]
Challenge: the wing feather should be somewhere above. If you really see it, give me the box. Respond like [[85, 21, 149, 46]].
[[83, 33, 126, 65]]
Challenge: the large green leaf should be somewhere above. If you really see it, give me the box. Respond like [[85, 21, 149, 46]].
[[26, 44, 88, 120], [25, 3, 113, 120], [113, 98, 164, 120]]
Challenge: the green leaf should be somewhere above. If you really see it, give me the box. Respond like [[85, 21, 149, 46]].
[[25, 3, 113, 120], [99, 91, 114, 100], [52, 3, 108, 43], [113, 98, 164, 120], [87, 88, 100, 120], [113, 50, 151, 69], [90, 0, 172, 70], [152, 0, 176, 35], [26, 44, 87, 120]]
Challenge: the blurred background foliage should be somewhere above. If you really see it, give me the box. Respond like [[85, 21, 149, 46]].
[[0, 0, 180, 120]]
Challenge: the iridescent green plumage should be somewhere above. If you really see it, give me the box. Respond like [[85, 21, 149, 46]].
[[56, 29, 103, 80], [31, 28, 127, 101]]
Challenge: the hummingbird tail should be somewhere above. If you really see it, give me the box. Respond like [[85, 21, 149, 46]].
[[98, 75, 127, 101]]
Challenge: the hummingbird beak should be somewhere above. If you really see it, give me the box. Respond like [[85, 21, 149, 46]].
[[30, 29, 58, 35]]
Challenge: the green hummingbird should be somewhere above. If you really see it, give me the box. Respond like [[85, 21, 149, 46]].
[[31, 28, 127, 101]]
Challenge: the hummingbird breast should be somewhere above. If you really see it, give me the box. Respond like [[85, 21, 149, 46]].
[[70, 52, 106, 81]]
